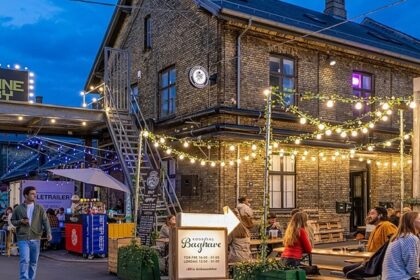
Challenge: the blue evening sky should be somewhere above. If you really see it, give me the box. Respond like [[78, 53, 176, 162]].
[[0, 0, 418, 107]]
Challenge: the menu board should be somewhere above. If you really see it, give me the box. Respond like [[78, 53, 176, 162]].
[[171, 227, 227, 280], [138, 170, 160, 246]]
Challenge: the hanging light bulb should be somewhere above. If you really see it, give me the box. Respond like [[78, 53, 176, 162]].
[[332, 156, 336, 161], [293, 150, 298, 155], [229, 145, 235, 151], [251, 144, 257, 151], [237, 159, 242, 164], [385, 141, 392, 147], [159, 138, 166, 144], [384, 162, 389, 167], [211, 162, 216, 167], [221, 162, 226, 167], [142, 130, 149, 137], [179, 154, 185, 160], [318, 124, 325, 130], [273, 142, 279, 148], [311, 157, 316, 161], [325, 129, 332, 136], [300, 117, 307, 125], [154, 142, 159, 147], [263, 89, 271, 96], [190, 158, 196, 164], [367, 146, 374, 151], [244, 155, 250, 161], [301, 156, 306, 160], [408, 159, 413, 164], [381, 115, 389, 121], [229, 160, 234, 166], [368, 123, 375, 129], [392, 162, 397, 167], [409, 101, 416, 109], [183, 141, 189, 148], [251, 152, 257, 158], [351, 130, 358, 137], [376, 111, 382, 117], [382, 103, 390, 110], [340, 131, 347, 138], [359, 157, 364, 162], [336, 128, 342, 134], [201, 161, 206, 166], [386, 110, 393, 115], [165, 149, 172, 155], [404, 134, 410, 140], [326, 100, 334, 108], [341, 155, 346, 160], [355, 102, 363, 110], [303, 150, 309, 156], [295, 139, 301, 145], [334, 151, 340, 156], [376, 161, 381, 166], [319, 152, 324, 157], [362, 127, 369, 134], [322, 157, 327, 161], [350, 149, 356, 155], [367, 159, 372, 164], [316, 134, 322, 140]]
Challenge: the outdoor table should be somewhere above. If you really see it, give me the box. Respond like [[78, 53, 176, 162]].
[[273, 247, 373, 266]]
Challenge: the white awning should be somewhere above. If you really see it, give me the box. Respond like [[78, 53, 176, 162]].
[[48, 168, 131, 193]]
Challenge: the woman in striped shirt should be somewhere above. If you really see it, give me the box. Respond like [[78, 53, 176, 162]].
[[382, 211, 420, 280]]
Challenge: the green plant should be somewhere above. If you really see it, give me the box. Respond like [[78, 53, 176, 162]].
[[118, 239, 158, 267], [404, 197, 420, 206], [233, 259, 289, 280]]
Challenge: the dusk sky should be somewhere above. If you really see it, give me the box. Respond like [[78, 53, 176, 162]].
[[0, 0, 419, 107]]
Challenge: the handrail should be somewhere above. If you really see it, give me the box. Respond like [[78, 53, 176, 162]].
[[130, 91, 183, 213]]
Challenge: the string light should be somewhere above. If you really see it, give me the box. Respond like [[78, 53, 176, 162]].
[[229, 145, 235, 151], [50, 119, 56, 124], [300, 118, 307, 125], [367, 159, 371, 164], [355, 102, 363, 110], [336, 128, 342, 134], [229, 161, 234, 166], [179, 154, 184, 160], [165, 149, 172, 155], [159, 138, 166, 144], [142, 131, 149, 137], [386, 110, 393, 115], [340, 132, 347, 138], [367, 146, 374, 151], [221, 162, 225, 167], [382, 103, 390, 110], [154, 142, 159, 148], [404, 135, 410, 140], [351, 131, 358, 137], [369, 123, 375, 128], [381, 115, 388, 121], [200, 161, 206, 166], [303, 150, 309, 156], [295, 139, 301, 145], [251, 152, 257, 158], [326, 100, 334, 108], [273, 142, 279, 148], [251, 144, 257, 151], [82, 121, 86, 126], [211, 162, 216, 167], [183, 142, 189, 148], [409, 101, 416, 109], [311, 157, 316, 161], [385, 141, 392, 147], [18, 116, 23, 121], [318, 124, 325, 131], [190, 158, 196, 164], [325, 130, 332, 136], [362, 127, 369, 134]]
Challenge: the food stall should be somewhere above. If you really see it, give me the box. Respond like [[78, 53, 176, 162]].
[[48, 168, 132, 259]]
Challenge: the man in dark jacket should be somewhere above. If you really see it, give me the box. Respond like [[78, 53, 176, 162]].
[[11, 186, 51, 280]]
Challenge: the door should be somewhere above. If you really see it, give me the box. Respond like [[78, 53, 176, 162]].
[[350, 171, 369, 231]]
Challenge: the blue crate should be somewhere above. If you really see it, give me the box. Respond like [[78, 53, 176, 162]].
[[0, 230, 6, 254]]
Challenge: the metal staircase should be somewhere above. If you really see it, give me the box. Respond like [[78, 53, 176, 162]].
[[103, 47, 182, 231]]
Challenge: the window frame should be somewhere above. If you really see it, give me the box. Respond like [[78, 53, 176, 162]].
[[351, 71, 374, 116], [269, 154, 297, 210], [144, 15, 152, 50], [158, 66, 176, 118], [269, 54, 298, 108]]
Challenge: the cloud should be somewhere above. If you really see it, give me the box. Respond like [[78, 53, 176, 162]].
[[0, 0, 62, 27]]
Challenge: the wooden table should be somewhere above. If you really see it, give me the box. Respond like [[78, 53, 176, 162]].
[[273, 247, 373, 260], [250, 238, 283, 246]]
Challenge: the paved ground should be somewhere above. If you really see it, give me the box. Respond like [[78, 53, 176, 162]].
[[0, 254, 118, 280]]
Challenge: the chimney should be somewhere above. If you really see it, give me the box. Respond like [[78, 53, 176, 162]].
[[324, 0, 347, 19]]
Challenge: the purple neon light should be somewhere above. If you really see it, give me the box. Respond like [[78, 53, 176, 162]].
[[352, 73, 362, 88]]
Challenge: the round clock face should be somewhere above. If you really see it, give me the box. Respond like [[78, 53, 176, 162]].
[[189, 66, 209, 88]]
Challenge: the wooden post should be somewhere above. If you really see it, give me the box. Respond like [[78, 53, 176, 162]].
[[413, 78, 420, 199]]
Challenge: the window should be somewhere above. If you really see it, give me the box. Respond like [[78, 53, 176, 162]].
[[269, 56, 296, 107], [159, 67, 176, 117], [269, 154, 296, 209], [144, 15, 151, 49], [352, 72, 373, 116], [131, 84, 139, 113]]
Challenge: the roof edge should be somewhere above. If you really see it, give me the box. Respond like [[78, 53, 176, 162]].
[[220, 8, 420, 65]]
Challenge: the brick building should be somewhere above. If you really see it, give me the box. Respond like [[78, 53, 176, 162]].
[[86, 0, 420, 231]]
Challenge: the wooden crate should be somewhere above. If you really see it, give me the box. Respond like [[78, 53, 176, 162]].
[[108, 223, 135, 239], [309, 220, 345, 244], [108, 237, 140, 274]]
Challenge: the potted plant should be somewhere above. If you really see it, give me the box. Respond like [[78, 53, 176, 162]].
[[404, 197, 420, 209], [117, 239, 160, 280], [232, 258, 306, 280]]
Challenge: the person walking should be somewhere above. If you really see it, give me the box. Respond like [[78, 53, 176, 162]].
[[281, 211, 312, 267], [344, 206, 397, 279], [382, 211, 420, 280], [11, 186, 51, 280], [236, 196, 254, 230]]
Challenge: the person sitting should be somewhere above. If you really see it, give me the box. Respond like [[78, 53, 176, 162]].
[[382, 211, 420, 279], [281, 212, 312, 267], [228, 210, 252, 263], [159, 215, 176, 240], [387, 207, 399, 227], [46, 208, 59, 228], [266, 213, 282, 237], [343, 206, 397, 279]]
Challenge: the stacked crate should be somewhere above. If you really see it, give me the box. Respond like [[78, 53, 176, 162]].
[[108, 237, 140, 274], [308, 220, 345, 244]]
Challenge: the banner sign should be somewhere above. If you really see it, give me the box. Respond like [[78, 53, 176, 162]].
[[138, 170, 160, 246], [0, 68, 29, 102], [171, 227, 228, 279], [21, 180, 74, 210]]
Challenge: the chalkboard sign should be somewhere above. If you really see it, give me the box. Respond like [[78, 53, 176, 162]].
[[138, 170, 160, 246]]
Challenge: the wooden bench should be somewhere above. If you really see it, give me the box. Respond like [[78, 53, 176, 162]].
[[317, 264, 343, 272], [307, 275, 344, 280]]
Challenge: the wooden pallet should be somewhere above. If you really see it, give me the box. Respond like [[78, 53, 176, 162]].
[[108, 237, 140, 274], [309, 220, 345, 244]]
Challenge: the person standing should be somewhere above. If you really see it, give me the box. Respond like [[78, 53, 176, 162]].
[[344, 206, 397, 279], [236, 196, 254, 230], [382, 212, 420, 280], [11, 186, 51, 280], [56, 208, 65, 223]]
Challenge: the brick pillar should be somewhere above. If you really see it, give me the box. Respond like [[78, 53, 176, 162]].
[[413, 77, 420, 198]]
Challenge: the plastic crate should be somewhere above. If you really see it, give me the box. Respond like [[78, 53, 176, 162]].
[[0, 229, 6, 254]]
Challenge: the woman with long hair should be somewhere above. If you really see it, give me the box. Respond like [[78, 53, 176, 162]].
[[281, 212, 312, 267], [228, 209, 252, 263], [159, 214, 176, 239], [382, 211, 420, 279]]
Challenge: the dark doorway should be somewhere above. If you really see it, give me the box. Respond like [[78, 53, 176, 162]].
[[349, 161, 370, 231]]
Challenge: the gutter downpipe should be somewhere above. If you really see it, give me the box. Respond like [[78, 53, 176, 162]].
[[236, 18, 252, 204]]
